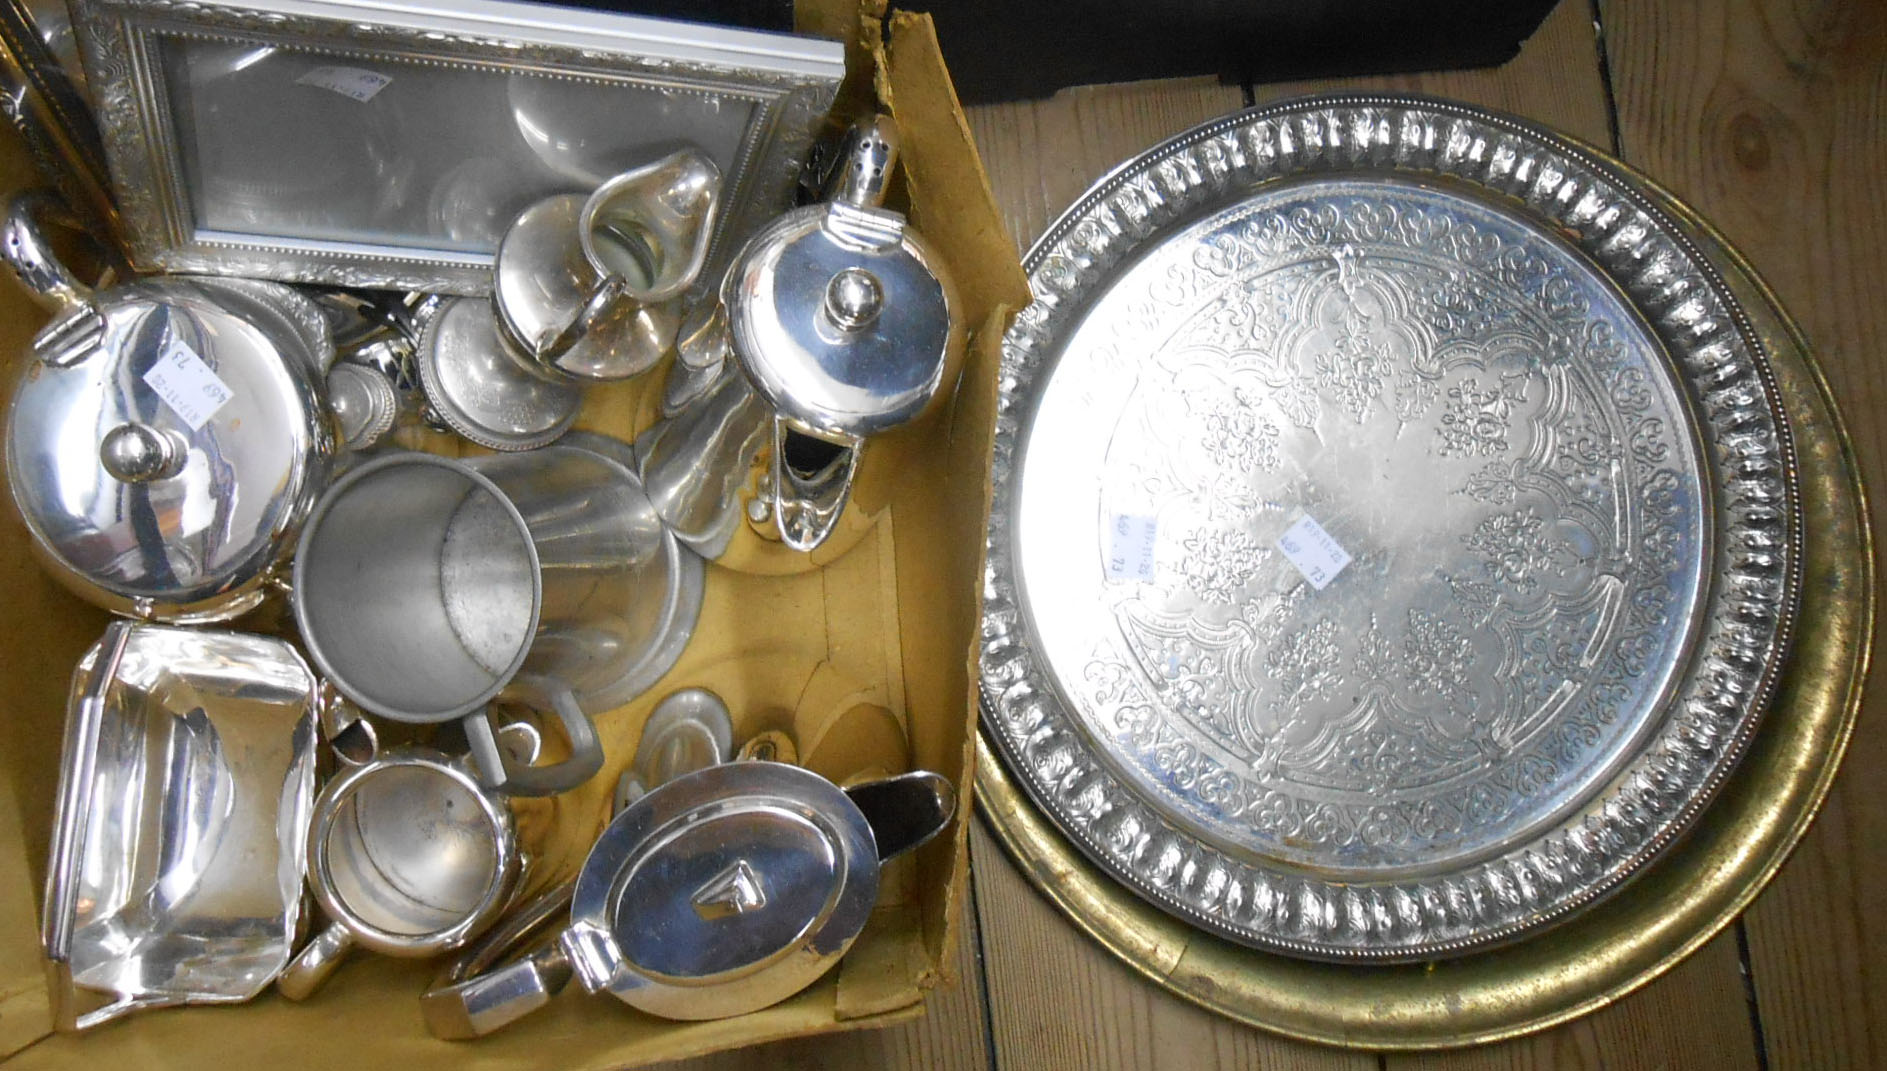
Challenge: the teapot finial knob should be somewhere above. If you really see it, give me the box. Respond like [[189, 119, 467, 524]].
[[100, 423, 185, 483], [824, 268, 883, 332]]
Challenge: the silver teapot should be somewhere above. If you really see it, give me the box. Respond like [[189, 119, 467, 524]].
[[638, 116, 963, 555], [1, 190, 337, 622]]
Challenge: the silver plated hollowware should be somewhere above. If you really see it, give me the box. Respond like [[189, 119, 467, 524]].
[[633, 688, 736, 792], [418, 762, 955, 1036], [635, 359, 773, 559], [979, 95, 1801, 961], [276, 742, 522, 1001], [638, 116, 965, 555], [294, 443, 700, 795], [558, 430, 707, 711], [43, 620, 320, 1029], [70, 0, 843, 294], [426, 694, 735, 1035], [326, 361, 399, 451], [415, 296, 581, 452], [493, 150, 721, 383], [1, 189, 337, 622], [614, 686, 737, 809], [723, 115, 964, 550]]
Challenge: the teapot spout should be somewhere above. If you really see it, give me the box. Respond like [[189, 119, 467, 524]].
[[635, 361, 772, 560], [1, 190, 95, 320], [843, 770, 956, 862], [770, 420, 862, 553]]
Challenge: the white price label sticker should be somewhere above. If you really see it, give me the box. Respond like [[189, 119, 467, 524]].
[[1105, 514, 1158, 582], [142, 337, 233, 431], [295, 65, 391, 102], [1276, 514, 1352, 590]]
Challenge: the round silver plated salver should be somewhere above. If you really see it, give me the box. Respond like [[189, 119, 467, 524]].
[[979, 95, 1800, 961]]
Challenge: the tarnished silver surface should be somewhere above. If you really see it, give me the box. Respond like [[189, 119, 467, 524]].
[[43, 621, 319, 1029], [980, 95, 1800, 960], [415, 296, 579, 452]]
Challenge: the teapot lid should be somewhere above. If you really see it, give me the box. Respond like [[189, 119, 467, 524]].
[[562, 760, 879, 1020], [6, 274, 333, 621], [722, 117, 961, 441]]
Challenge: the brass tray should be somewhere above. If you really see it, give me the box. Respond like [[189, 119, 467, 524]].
[[979, 96, 1801, 961], [974, 129, 1871, 1042]]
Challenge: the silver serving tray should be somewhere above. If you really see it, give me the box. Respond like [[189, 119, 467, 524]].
[[979, 95, 1801, 961]]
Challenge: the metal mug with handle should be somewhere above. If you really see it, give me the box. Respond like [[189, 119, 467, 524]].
[[276, 730, 532, 1001], [292, 442, 698, 796]]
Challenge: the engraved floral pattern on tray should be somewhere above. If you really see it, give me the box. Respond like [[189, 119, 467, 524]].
[[1058, 180, 1703, 873], [981, 98, 1799, 961]]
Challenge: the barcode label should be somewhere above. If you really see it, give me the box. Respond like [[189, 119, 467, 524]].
[[296, 66, 391, 102], [1276, 513, 1352, 590], [143, 337, 232, 431], [1105, 514, 1158, 582]]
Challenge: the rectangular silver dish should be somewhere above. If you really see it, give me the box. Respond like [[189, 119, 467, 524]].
[[43, 621, 318, 1030]]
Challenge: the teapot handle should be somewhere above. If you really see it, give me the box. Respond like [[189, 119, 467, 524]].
[[420, 933, 574, 1040], [0, 189, 94, 316], [275, 921, 356, 1001]]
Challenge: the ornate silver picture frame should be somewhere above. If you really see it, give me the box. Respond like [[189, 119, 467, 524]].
[[70, 0, 845, 293]]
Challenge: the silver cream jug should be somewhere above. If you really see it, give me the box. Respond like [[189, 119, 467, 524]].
[[491, 149, 721, 383]]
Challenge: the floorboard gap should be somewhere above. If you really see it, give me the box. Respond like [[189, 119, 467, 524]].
[[967, 845, 1003, 1071], [1736, 919, 1773, 1071], [1587, 0, 1624, 153]]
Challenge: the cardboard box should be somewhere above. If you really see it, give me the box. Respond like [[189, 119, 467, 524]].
[[0, 1, 1030, 1064]]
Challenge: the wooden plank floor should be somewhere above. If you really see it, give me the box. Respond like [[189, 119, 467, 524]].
[[672, 0, 1883, 1067]]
